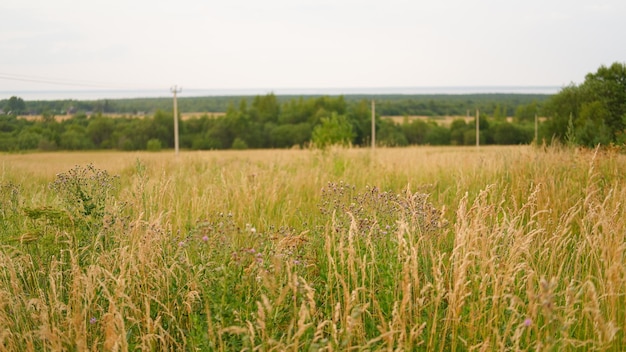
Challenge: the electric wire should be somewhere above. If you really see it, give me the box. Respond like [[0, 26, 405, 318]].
[[0, 72, 135, 89]]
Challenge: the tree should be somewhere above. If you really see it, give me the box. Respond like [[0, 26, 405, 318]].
[[4, 96, 26, 115], [544, 62, 626, 146], [250, 93, 280, 123], [377, 120, 408, 146], [492, 121, 532, 145], [312, 113, 354, 148], [426, 124, 451, 145], [402, 119, 430, 145], [449, 119, 469, 145], [515, 101, 539, 123], [87, 117, 115, 148], [59, 125, 94, 150]]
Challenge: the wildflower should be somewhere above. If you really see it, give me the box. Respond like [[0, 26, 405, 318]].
[[178, 241, 185, 247], [523, 318, 532, 327], [202, 235, 209, 242], [90, 317, 97, 324]]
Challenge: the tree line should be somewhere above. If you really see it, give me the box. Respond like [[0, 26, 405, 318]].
[[2, 93, 548, 118], [541, 62, 626, 147], [1, 94, 545, 151]]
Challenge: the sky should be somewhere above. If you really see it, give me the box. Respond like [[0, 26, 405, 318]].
[[1, 0, 625, 98]]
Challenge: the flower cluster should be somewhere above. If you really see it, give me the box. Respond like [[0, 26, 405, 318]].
[[319, 181, 446, 237]]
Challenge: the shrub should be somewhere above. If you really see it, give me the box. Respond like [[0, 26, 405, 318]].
[[146, 138, 162, 151], [231, 137, 248, 150]]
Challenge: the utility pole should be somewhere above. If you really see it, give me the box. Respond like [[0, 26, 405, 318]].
[[170, 85, 182, 156], [476, 109, 480, 148], [371, 100, 376, 150], [534, 113, 538, 144]]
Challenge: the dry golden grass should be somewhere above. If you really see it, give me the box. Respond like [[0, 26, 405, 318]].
[[382, 115, 470, 126], [1, 145, 625, 350]]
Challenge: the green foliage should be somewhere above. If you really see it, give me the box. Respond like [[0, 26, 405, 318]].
[[425, 124, 451, 145], [377, 120, 408, 146], [312, 112, 354, 148], [515, 100, 539, 123], [0, 93, 560, 151], [0, 182, 22, 237], [17, 130, 41, 150], [146, 138, 162, 151], [231, 137, 248, 150], [268, 123, 311, 148], [492, 121, 533, 145], [402, 119, 430, 145], [449, 118, 469, 145], [545, 62, 626, 147], [86, 116, 116, 148], [50, 164, 117, 218], [3, 96, 26, 115]]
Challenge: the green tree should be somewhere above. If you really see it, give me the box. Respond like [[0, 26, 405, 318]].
[[4, 96, 26, 115], [17, 130, 41, 150], [426, 124, 451, 145], [146, 138, 162, 151], [312, 113, 354, 148], [346, 99, 373, 145], [515, 101, 539, 123], [250, 93, 280, 123], [86, 117, 116, 148], [402, 119, 430, 145], [269, 123, 311, 148], [377, 120, 408, 146], [449, 119, 469, 145], [492, 104, 506, 121], [231, 137, 248, 150], [544, 62, 626, 146], [59, 125, 94, 150], [492, 121, 531, 145]]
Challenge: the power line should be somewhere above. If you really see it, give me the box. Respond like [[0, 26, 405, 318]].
[[0, 72, 131, 89]]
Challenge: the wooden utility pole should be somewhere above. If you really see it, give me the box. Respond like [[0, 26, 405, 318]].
[[476, 109, 480, 148], [534, 113, 538, 144], [371, 100, 376, 149], [171, 85, 182, 156]]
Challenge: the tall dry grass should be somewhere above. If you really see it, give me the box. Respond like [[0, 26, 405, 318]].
[[0, 145, 625, 350]]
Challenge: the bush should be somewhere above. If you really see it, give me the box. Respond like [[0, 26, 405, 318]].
[[146, 138, 162, 151], [231, 137, 248, 150]]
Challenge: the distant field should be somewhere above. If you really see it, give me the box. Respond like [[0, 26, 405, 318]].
[[1, 146, 625, 350], [382, 115, 474, 125], [382, 115, 548, 125]]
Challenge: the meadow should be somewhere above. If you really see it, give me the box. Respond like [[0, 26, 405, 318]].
[[0, 145, 625, 351]]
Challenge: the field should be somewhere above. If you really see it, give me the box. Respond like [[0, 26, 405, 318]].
[[1, 146, 625, 350], [382, 115, 474, 126]]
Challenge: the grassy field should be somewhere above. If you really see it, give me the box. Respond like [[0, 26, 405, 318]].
[[1, 146, 625, 351]]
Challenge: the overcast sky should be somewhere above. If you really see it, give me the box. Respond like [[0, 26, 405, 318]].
[[1, 0, 625, 96]]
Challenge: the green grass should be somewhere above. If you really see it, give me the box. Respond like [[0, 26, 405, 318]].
[[1, 145, 625, 351]]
